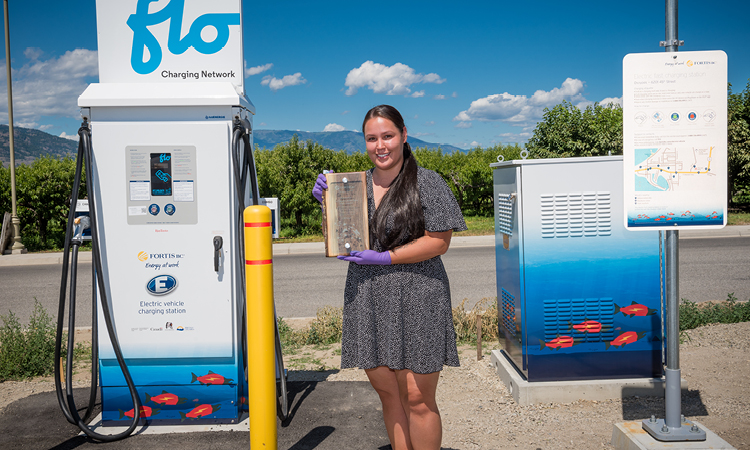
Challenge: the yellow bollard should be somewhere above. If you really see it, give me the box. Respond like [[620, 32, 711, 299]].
[[244, 205, 277, 449]]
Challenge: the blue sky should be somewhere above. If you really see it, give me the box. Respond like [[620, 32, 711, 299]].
[[1, 0, 749, 149]]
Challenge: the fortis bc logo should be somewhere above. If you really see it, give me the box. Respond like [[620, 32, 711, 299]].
[[127, 0, 240, 75]]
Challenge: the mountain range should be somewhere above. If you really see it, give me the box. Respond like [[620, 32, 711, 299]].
[[0, 126, 462, 166], [252, 129, 463, 154]]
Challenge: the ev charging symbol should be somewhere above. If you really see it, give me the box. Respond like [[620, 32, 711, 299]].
[[127, 0, 241, 75], [146, 275, 178, 296]]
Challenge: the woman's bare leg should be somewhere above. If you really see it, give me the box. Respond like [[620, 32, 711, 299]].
[[395, 369, 442, 450], [365, 366, 412, 450]]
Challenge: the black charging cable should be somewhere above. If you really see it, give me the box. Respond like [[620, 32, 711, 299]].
[[54, 119, 142, 441]]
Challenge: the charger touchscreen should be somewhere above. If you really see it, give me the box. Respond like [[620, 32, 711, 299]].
[[150, 152, 172, 196]]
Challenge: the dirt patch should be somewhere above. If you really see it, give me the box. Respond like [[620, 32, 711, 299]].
[[2, 322, 748, 449]]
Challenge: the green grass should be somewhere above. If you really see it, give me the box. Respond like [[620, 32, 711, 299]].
[[679, 294, 750, 331], [728, 212, 750, 225], [0, 299, 92, 381]]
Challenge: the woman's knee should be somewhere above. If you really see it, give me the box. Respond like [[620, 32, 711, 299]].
[[398, 372, 439, 414]]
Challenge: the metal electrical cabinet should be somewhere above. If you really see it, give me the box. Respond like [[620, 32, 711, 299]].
[[492, 156, 662, 382]]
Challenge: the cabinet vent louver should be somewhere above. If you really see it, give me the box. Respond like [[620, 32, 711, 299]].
[[541, 191, 611, 238], [496, 194, 513, 236], [542, 297, 615, 343], [501, 288, 516, 339]]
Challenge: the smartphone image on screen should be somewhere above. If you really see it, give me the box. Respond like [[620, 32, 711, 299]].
[[150, 152, 172, 196]]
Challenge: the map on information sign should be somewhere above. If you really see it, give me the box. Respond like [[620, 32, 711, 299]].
[[634, 146, 716, 192], [629, 145, 722, 227], [623, 51, 727, 230]]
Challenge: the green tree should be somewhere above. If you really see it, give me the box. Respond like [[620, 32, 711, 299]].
[[255, 136, 354, 235], [0, 162, 10, 217], [526, 101, 623, 158], [14, 156, 85, 251], [415, 144, 523, 217], [728, 80, 750, 209]]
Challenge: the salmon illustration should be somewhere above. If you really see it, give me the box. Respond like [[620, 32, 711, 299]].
[[145, 390, 186, 406], [568, 320, 602, 333], [605, 331, 647, 349], [119, 405, 160, 419], [614, 301, 657, 317], [539, 335, 578, 351], [179, 404, 221, 421], [191, 370, 233, 385]]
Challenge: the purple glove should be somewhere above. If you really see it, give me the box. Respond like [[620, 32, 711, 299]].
[[312, 173, 329, 203], [337, 250, 392, 265]]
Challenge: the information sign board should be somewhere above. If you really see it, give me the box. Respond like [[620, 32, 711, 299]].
[[623, 51, 727, 230]]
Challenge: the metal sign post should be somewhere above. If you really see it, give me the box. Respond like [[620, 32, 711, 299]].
[[622, 0, 727, 441]]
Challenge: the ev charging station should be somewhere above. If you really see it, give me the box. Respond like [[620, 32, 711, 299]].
[[69, 0, 265, 426]]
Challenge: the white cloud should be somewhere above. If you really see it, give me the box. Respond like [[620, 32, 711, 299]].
[[424, 121, 435, 126], [496, 131, 533, 143], [434, 94, 445, 100], [451, 92, 458, 98], [0, 48, 98, 124], [245, 63, 273, 77], [39, 124, 54, 131], [59, 131, 78, 140], [323, 123, 346, 132], [24, 47, 43, 60], [411, 132, 435, 138], [410, 90, 425, 98], [261, 72, 306, 91], [454, 121, 472, 129], [341, 110, 350, 115], [599, 96, 622, 107], [470, 141, 481, 148], [453, 78, 586, 124], [344, 61, 445, 96]]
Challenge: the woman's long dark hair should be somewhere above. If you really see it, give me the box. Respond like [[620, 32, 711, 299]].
[[363, 105, 424, 251]]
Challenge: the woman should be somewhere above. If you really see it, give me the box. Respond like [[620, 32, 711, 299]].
[[312, 105, 466, 450]]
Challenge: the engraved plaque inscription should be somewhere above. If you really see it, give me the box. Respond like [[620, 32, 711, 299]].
[[322, 172, 369, 257]]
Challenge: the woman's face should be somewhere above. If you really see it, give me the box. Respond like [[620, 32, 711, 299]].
[[364, 116, 407, 173]]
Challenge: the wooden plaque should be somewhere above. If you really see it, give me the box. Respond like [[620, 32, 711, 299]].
[[322, 172, 369, 257]]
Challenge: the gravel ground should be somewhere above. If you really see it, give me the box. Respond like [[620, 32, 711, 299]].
[[1, 322, 748, 449]]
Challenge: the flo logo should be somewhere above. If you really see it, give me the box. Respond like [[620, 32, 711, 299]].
[[138, 251, 149, 262], [127, 0, 240, 75]]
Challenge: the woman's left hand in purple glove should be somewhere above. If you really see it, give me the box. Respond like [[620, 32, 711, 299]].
[[337, 250, 392, 265]]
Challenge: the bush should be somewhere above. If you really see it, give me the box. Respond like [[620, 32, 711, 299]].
[[452, 297, 499, 343], [0, 300, 57, 380], [278, 306, 344, 351], [679, 294, 750, 332]]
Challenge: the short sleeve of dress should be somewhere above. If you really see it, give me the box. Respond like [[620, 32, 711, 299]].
[[417, 167, 468, 233]]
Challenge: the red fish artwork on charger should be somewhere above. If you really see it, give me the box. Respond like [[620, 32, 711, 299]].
[[191, 370, 233, 385], [119, 405, 160, 419], [179, 403, 221, 421], [614, 301, 657, 317], [145, 390, 187, 406]]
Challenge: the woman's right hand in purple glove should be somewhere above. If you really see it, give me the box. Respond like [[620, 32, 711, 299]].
[[312, 173, 329, 204]]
